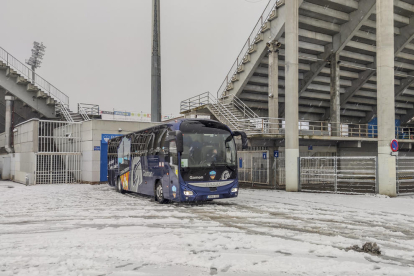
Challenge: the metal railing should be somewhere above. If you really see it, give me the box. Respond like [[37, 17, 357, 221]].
[[78, 106, 91, 121], [180, 92, 214, 113], [179, 92, 243, 130], [56, 102, 74, 123], [239, 117, 284, 135], [78, 103, 100, 116], [238, 118, 380, 138], [0, 46, 69, 107], [306, 122, 377, 138], [216, 0, 282, 99], [300, 157, 377, 194], [227, 94, 260, 120], [395, 126, 414, 140]]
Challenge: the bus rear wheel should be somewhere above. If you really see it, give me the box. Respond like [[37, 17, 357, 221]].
[[155, 182, 167, 204], [116, 177, 125, 194]]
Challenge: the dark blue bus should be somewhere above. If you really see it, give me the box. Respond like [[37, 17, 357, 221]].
[[107, 119, 247, 203]]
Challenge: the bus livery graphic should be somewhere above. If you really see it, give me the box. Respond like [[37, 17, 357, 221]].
[[107, 119, 247, 203], [121, 172, 130, 190], [131, 157, 143, 192]]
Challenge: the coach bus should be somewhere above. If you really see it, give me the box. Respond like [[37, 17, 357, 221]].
[[107, 119, 247, 203]]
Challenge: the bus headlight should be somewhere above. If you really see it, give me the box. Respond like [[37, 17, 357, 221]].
[[184, 190, 193, 196], [231, 188, 238, 193]]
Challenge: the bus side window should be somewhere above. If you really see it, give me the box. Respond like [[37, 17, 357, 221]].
[[145, 132, 155, 155], [170, 141, 178, 166]]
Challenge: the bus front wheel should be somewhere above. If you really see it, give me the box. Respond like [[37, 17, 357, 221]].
[[155, 182, 167, 204], [116, 177, 125, 194]]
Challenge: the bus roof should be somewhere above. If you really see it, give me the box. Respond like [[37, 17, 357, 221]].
[[107, 118, 232, 143]]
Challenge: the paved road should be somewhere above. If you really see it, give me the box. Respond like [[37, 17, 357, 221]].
[[1, 182, 413, 275]]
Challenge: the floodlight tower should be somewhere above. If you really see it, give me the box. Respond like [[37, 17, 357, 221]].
[[151, 0, 161, 122], [25, 41, 46, 83]]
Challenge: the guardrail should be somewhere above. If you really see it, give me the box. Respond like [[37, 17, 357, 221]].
[[227, 94, 260, 120], [0, 46, 69, 107], [78, 103, 99, 116], [180, 92, 214, 113], [216, 0, 281, 99], [395, 126, 414, 140], [239, 118, 380, 138]]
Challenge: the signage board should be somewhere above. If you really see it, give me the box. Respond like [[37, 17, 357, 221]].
[[391, 139, 399, 152]]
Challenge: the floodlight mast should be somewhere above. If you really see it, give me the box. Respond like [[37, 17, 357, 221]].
[[25, 41, 46, 83], [151, 0, 161, 122]]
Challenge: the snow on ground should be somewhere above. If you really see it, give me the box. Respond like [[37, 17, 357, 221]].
[[1, 182, 414, 276]]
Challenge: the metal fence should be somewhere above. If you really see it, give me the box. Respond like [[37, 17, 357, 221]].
[[0, 46, 69, 106], [396, 156, 414, 194], [300, 157, 377, 194], [35, 120, 82, 184], [238, 151, 269, 185]]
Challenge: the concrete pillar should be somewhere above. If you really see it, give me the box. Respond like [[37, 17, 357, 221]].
[[267, 41, 279, 133], [330, 53, 341, 136], [5, 95, 15, 153], [285, 0, 300, 192], [377, 0, 397, 197]]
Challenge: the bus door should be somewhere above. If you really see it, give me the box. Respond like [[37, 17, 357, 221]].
[[167, 140, 180, 201]]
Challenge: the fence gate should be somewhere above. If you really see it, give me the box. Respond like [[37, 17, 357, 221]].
[[396, 156, 414, 194], [35, 120, 82, 184], [300, 157, 377, 194], [238, 151, 269, 185]]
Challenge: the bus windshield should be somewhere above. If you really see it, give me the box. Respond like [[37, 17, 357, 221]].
[[181, 133, 236, 168], [180, 120, 237, 172]]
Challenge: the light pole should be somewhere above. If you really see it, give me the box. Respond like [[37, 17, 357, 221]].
[[25, 41, 46, 83], [151, 0, 161, 122]]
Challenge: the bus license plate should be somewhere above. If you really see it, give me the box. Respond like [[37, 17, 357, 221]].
[[208, 195, 219, 199]]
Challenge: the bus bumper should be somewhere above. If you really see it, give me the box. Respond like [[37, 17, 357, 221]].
[[181, 181, 238, 202]]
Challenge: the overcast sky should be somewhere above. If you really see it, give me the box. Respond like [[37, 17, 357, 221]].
[[1, 0, 270, 115]]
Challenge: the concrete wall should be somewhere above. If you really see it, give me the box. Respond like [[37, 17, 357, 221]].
[[81, 120, 158, 182], [12, 120, 38, 185]]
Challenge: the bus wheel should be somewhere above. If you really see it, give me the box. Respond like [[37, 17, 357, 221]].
[[116, 178, 125, 194], [155, 182, 166, 204]]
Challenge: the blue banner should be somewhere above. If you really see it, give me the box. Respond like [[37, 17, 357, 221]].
[[114, 111, 131, 116]]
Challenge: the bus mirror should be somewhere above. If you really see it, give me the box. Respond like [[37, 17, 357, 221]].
[[167, 131, 184, 152], [176, 131, 184, 153], [233, 131, 248, 150]]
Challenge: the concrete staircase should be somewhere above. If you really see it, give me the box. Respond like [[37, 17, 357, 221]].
[[0, 46, 90, 123]]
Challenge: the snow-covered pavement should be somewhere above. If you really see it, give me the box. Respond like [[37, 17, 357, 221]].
[[1, 182, 414, 275]]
